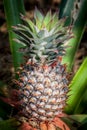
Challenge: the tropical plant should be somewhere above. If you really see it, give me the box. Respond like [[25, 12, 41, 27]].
[[0, 0, 87, 130]]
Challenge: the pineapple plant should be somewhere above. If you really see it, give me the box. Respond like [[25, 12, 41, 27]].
[[1, 0, 87, 130], [1, 8, 73, 130]]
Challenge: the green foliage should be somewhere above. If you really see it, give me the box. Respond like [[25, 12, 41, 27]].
[[13, 8, 72, 65], [3, 0, 25, 71], [0, 118, 20, 130], [0, 0, 87, 129], [59, 0, 87, 71], [65, 58, 87, 114]]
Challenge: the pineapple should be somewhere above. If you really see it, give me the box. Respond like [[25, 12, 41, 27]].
[[10, 8, 72, 130]]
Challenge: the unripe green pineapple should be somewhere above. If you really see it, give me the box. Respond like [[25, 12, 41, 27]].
[[11, 8, 73, 129]]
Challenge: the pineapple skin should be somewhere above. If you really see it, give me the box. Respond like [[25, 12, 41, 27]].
[[12, 59, 68, 128]]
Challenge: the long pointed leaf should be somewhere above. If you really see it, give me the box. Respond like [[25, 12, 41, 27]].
[[3, 0, 25, 71], [65, 58, 87, 114]]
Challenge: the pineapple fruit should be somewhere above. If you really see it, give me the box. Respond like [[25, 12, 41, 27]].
[[10, 8, 72, 130]]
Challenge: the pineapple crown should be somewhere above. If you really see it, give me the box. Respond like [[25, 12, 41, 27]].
[[13, 8, 73, 65]]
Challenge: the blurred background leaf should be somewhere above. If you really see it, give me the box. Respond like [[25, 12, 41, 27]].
[[0, 118, 20, 130], [3, 0, 25, 72], [59, 0, 87, 71]]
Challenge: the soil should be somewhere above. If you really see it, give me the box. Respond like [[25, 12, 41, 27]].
[[0, 0, 87, 86]]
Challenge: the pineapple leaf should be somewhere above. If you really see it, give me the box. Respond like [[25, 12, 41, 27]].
[[25, 18, 35, 32], [34, 7, 44, 22], [43, 10, 51, 27], [3, 0, 25, 71], [34, 8, 44, 29], [59, 0, 87, 71], [69, 114, 87, 124], [65, 58, 87, 114], [37, 30, 46, 38], [61, 114, 87, 130], [12, 8, 73, 64]]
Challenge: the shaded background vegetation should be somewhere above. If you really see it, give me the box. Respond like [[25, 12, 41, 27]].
[[0, 0, 87, 86]]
